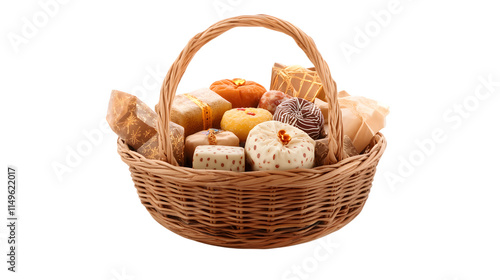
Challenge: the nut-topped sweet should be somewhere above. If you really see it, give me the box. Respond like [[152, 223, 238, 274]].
[[245, 121, 315, 171]]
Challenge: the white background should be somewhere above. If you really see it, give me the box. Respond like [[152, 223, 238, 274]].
[[1, 0, 499, 279]]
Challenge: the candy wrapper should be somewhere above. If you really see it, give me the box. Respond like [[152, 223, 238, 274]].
[[136, 134, 164, 161], [314, 135, 359, 166], [339, 91, 389, 153], [106, 90, 157, 150], [270, 63, 326, 102], [185, 129, 239, 163], [136, 122, 185, 165], [170, 88, 232, 137], [314, 138, 329, 167], [106, 90, 185, 165]]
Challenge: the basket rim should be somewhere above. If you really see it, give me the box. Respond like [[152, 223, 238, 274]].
[[117, 132, 386, 183]]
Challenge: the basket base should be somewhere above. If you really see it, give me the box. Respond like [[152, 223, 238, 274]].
[[119, 133, 386, 249], [144, 200, 367, 249]]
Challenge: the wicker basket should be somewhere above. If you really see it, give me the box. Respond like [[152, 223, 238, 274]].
[[117, 14, 387, 249]]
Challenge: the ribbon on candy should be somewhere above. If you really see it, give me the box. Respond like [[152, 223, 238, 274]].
[[183, 93, 213, 130]]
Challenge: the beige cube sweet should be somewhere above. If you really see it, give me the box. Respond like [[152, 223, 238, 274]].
[[192, 145, 245, 172]]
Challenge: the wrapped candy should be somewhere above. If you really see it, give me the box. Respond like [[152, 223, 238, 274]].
[[315, 90, 389, 154], [270, 63, 326, 102], [185, 129, 239, 163], [273, 98, 325, 140], [314, 138, 329, 167], [339, 91, 389, 153], [106, 90, 156, 150], [135, 122, 185, 164], [136, 134, 164, 161], [314, 135, 359, 167], [106, 90, 185, 165], [170, 88, 232, 137], [245, 121, 315, 171], [192, 145, 245, 172]]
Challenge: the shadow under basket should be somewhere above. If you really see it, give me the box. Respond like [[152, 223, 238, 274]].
[[116, 14, 387, 249]]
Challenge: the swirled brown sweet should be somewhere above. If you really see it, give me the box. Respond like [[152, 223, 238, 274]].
[[273, 97, 324, 140]]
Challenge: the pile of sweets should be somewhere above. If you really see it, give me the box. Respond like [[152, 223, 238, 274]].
[[107, 64, 389, 171]]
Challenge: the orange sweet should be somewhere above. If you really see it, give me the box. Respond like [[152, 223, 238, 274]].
[[210, 78, 267, 108]]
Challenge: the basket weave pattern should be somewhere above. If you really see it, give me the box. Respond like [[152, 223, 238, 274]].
[[117, 14, 386, 249]]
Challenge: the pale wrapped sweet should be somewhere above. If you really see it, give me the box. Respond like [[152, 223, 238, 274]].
[[192, 145, 245, 172], [245, 121, 315, 171], [338, 90, 350, 98], [185, 129, 239, 163], [106, 90, 185, 165], [171, 88, 232, 137], [339, 91, 389, 153], [270, 63, 326, 102]]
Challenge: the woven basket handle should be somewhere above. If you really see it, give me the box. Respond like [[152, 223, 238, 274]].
[[156, 14, 343, 166]]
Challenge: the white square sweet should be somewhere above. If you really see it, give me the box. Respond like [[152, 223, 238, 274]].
[[192, 145, 245, 172]]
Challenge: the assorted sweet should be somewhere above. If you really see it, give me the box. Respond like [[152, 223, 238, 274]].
[[273, 97, 325, 140], [106, 90, 157, 150], [270, 63, 326, 102], [136, 123, 185, 164], [245, 121, 315, 171], [136, 134, 164, 161], [314, 135, 359, 166], [170, 88, 232, 137], [192, 145, 245, 171], [108, 66, 388, 171], [257, 90, 292, 114], [106, 90, 185, 165], [314, 138, 329, 167], [220, 108, 273, 142], [338, 91, 389, 153], [210, 78, 267, 108], [185, 129, 239, 163], [342, 135, 359, 158]]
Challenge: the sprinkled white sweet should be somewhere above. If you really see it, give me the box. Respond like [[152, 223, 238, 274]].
[[245, 121, 315, 171]]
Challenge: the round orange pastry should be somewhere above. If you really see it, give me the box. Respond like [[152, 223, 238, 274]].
[[220, 108, 272, 142], [210, 78, 267, 108]]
